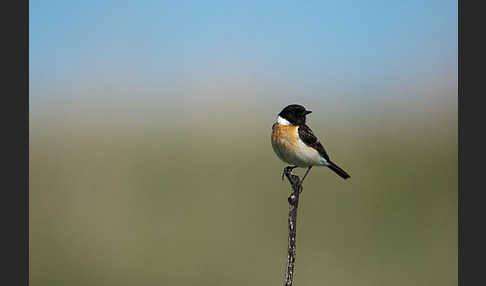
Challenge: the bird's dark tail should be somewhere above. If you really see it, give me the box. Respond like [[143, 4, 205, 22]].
[[327, 161, 350, 179]]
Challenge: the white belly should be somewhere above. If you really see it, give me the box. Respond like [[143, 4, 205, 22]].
[[276, 139, 323, 167]]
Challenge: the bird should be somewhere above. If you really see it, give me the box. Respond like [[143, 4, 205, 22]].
[[271, 104, 350, 184]]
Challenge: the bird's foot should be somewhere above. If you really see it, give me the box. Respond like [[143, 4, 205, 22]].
[[282, 165, 298, 180]]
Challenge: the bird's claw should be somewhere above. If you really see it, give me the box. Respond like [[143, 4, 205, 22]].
[[282, 166, 297, 180]]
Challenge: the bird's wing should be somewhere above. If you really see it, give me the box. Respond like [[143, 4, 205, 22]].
[[298, 124, 330, 161]]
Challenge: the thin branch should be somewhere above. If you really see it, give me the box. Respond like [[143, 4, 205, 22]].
[[282, 167, 303, 286]]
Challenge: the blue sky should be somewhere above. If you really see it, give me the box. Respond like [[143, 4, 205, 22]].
[[30, 1, 457, 97]]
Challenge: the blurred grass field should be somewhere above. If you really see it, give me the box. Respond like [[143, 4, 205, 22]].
[[30, 85, 457, 286]]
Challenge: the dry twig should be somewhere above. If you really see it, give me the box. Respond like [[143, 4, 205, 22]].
[[282, 167, 304, 286]]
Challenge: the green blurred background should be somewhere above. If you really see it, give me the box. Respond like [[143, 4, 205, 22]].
[[30, 1, 457, 285]]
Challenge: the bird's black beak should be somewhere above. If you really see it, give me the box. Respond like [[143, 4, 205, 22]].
[[304, 110, 312, 115]]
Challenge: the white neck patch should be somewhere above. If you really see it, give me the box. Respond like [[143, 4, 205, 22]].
[[276, 116, 291, 125]]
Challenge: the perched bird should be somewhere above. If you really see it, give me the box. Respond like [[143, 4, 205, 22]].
[[271, 104, 350, 183]]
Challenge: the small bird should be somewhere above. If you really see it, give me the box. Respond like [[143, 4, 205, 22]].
[[271, 104, 350, 183]]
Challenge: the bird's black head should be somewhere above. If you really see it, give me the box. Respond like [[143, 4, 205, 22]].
[[278, 104, 312, 125]]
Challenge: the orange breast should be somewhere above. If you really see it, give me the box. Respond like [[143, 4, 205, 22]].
[[271, 124, 300, 163], [271, 123, 300, 148]]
